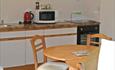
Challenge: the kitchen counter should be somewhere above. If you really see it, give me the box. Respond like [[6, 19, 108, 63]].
[[0, 20, 100, 41], [0, 20, 100, 32]]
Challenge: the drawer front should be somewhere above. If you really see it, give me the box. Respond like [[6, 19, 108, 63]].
[[44, 28, 77, 46]]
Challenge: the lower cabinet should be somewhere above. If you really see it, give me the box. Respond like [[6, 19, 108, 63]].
[[0, 28, 77, 67], [0, 40, 26, 67], [44, 28, 77, 47], [0, 31, 26, 67], [25, 30, 44, 64], [25, 39, 44, 64]]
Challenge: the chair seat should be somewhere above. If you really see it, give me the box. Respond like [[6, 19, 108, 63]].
[[37, 62, 68, 70]]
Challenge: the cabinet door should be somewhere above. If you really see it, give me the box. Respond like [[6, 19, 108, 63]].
[[0, 31, 26, 67], [25, 30, 44, 64], [44, 28, 77, 47]]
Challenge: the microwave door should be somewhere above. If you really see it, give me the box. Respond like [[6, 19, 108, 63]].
[[39, 11, 55, 21]]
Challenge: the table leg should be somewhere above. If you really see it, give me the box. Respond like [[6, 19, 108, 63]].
[[69, 67, 77, 70], [68, 63, 83, 70]]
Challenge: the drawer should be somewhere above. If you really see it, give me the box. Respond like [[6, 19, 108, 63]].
[[44, 28, 77, 35], [0, 31, 26, 38]]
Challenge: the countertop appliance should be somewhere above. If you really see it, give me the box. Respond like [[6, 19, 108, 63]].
[[34, 10, 58, 23], [24, 11, 34, 24]]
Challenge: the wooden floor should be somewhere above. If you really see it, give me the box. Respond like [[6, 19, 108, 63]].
[[4, 61, 63, 70], [4, 64, 35, 70]]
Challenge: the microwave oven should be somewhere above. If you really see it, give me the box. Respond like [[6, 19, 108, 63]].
[[34, 10, 58, 23]]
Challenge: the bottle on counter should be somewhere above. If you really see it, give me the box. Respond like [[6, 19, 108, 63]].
[[36, 2, 39, 10]]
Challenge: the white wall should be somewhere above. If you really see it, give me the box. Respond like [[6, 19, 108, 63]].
[[80, 0, 115, 40], [80, 0, 100, 21], [0, 0, 1, 21], [48, 0, 83, 21], [100, 0, 115, 40], [0, 0, 35, 23], [0, 0, 82, 23]]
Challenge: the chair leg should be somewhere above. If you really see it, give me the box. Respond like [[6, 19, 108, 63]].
[[44, 55, 47, 63]]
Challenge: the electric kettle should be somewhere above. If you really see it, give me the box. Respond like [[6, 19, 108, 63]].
[[24, 11, 34, 24]]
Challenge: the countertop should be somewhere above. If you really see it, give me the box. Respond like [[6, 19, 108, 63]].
[[0, 20, 100, 32]]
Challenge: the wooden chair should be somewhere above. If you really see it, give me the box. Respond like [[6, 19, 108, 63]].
[[70, 39, 115, 70], [67, 39, 115, 70], [31, 35, 68, 70], [87, 34, 112, 46]]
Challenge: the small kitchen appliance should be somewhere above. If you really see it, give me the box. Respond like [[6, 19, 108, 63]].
[[34, 10, 58, 23], [24, 11, 34, 24]]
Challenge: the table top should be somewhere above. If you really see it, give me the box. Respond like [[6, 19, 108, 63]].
[[44, 44, 99, 61]]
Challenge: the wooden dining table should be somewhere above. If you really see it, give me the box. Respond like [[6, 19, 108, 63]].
[[44, 44, 99, 70]]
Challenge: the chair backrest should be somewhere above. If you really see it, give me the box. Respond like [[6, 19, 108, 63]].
[[87, 34, 112, 46], [97, 39, 115, 70], [31, 35, 47, 70]]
